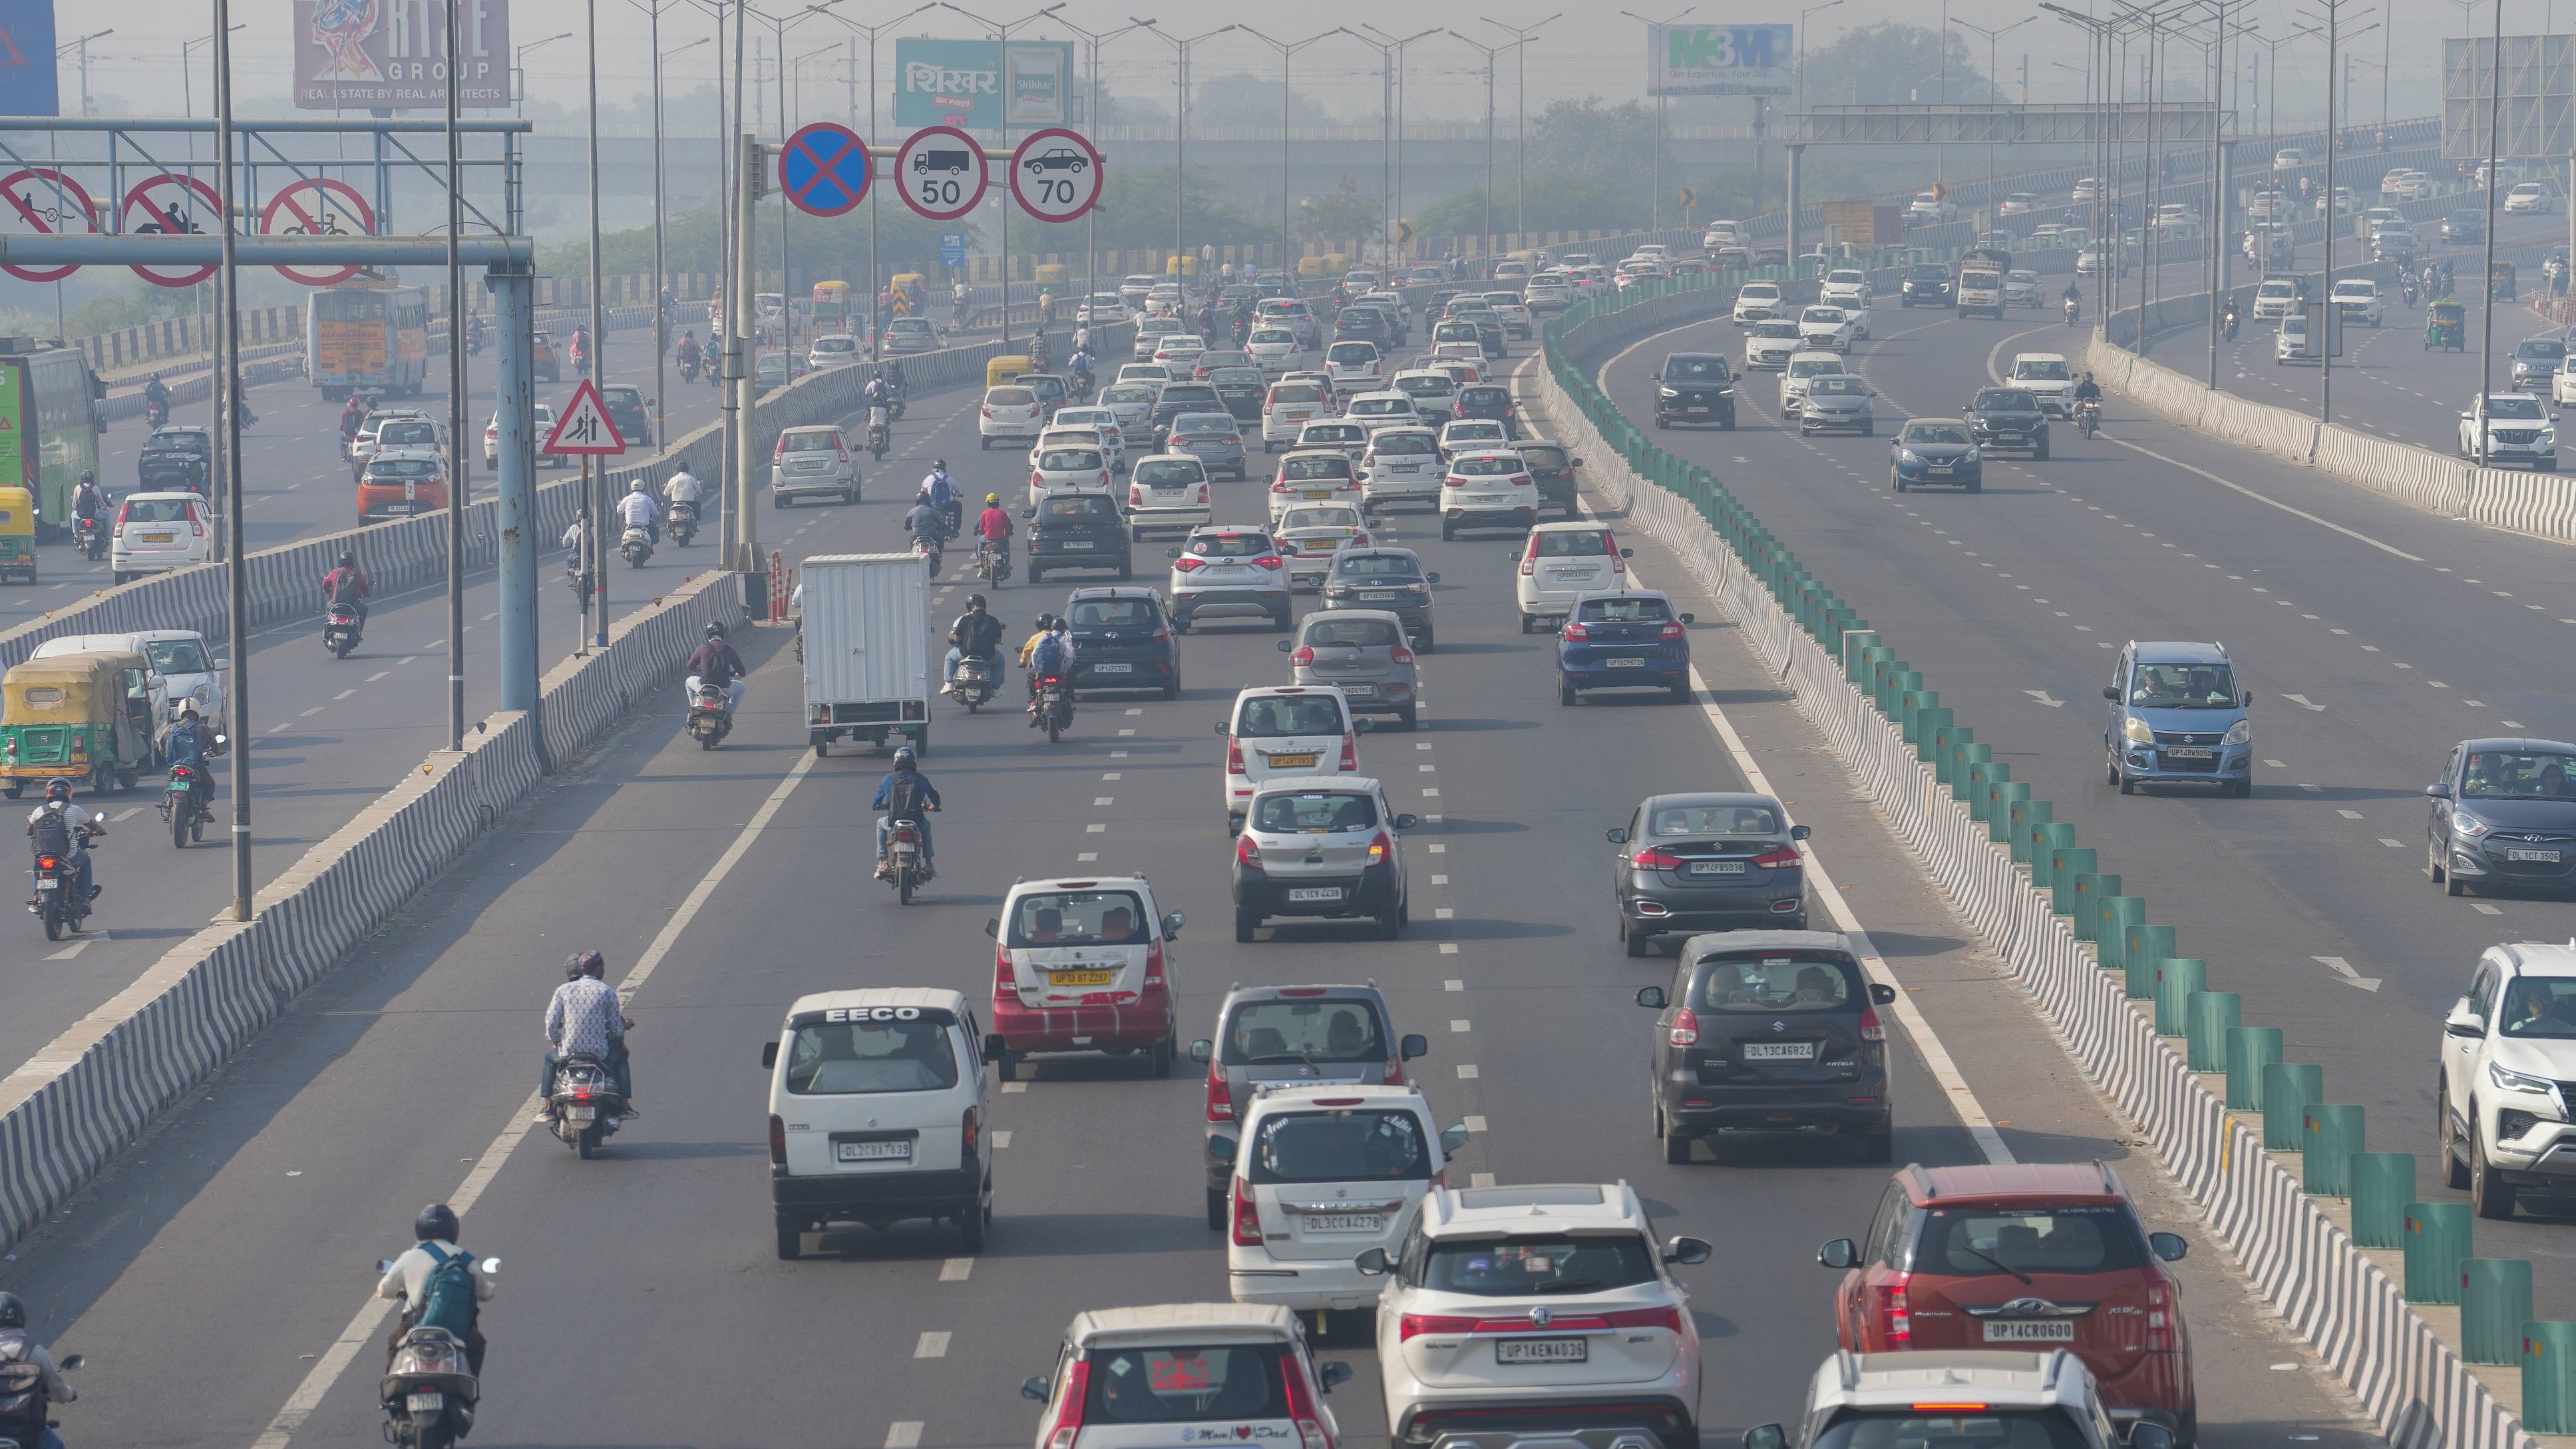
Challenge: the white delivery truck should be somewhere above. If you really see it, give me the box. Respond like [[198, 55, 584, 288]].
[[799, 552, 933, 757]]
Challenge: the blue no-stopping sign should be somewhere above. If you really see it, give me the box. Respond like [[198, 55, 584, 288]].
[[779, 122, 873, 218]]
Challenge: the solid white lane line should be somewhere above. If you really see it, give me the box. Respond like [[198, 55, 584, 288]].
[[246, 749, 820, 1449]]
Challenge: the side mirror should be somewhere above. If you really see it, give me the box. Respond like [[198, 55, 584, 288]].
[[1678, 613, 1696, 626], [984, 1033, 1008, 1062], [1208, 1134, 1239, 1163], [1400, 1032, 1429, 1060], [1636, 985, 1668, 1010], [1606, 827, 1630, 845], [1318, 1360, 1354, 1392], [2127, 1424, 2176, 1449], [2446, 1006, 2487, 1039], [1790, 824, 1812, 841], [1620, 548, 1636, 558], [1664, 1235, 1714, 1266], [1277, 638, 1294, 652], [1021, 1376, 1051, 1403], [2241, 692, 2255, 708], [1189, 1038, 1214, 1063], [761, 1040, 780, 1069], [1214, 721, 1230, 735], [1441, 1122, 1472, 1155], [1159, 909, 1185, 939], [1169, 547, 1185, 559], [377, 1259, 397, 1273], [2426, 783, 2454, 799], [1744, 1426, 1789, 1449], [1424, 572, 1440, 584], [1394, 813, 1419, 830], [2148, 1231, 2189, 1262], [55, 1354, 83, 1372], [1354, 1247, 1391, 1276], [1817, 1237, 1861, 1269], [984, 917, 1000, 938], [1353, 717, 1376, 733], [2102, 686, 2119, 700], [1870, 982, 1898, 1004], [1571, 458, 1584, 468]]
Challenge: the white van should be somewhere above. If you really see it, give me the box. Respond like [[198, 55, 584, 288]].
[[763, 987, 992, 1259], [1218, 1082, 1469, 1315], [1220, 685, 1366, 831]]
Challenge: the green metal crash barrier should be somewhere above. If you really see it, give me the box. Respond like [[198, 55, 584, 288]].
[[2406, 1201, 2474, 1304], [2463, 1259, 2534, 1365], [2263, 1062, 2323, 1151], [2524, 1322, 2576, 1434], [2348, 1152, 2414, 1249]]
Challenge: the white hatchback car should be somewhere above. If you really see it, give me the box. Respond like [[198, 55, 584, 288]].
[[979, 385, 1046, 448], [1744, 320, 1804, 370], [110, 491, 214, 582], [1818, 269, 1869, 308], [1391, 369, 1462, 423], [1293, 418, 1372, 463], [1246, 326, 1314, 377], [1327, 341, 1385, 387], [1154, 333, 1209, 368], [1436, 419, 1511, 460], [1514, 520, 1631, 632], [770, 425, 859, 506], [1439, 449, 1539, 540], [1126, 454, 1212, 538], [1797, 306, 1858, 353], [2441, 942, 2576, 1217], [1220, 685, 1365, 829], [1019, 1304, 1352, 1449], [1049, 409, 1129, 471], [1360, 1181, 1712, 1449], [804, 333, 863, 371], [1344, 391, 1423, 435], [1360, 427, 1445, 513], [1117, 362, 1174, 389], [1222, 1082, 1466, 1315], [1263, 379, 1334, 450], [2505, 182, 2555, 214], [2008, 352, 2080, 417], [1733, 281, 1786, 323], [1029, 443, 1113, 508], [1171, 524, 1293, 633]]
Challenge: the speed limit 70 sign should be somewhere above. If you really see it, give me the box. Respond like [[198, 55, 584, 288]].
[[1010, 128, 1103, 224], [896, 125, 990, 222]]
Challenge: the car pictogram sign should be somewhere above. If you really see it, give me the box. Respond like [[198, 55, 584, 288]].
[[779, 121, 873, 218], [542, 377, 629, 455], [896, 125, 989, 222], [1009, 128, 1103, 224], [260, 179, 377, 286], [121, 172, 224, 288], [0, 168, 96, 283]]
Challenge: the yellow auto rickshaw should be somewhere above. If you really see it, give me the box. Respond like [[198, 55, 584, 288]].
[[1165, 254, 1198, 278], [986, 355, 1033, 389], [1, 650, 158, 797], [2426, 300, 2466, 351], [0, 485, 34, 584], [1034, 263, 1067, 299], [2490, 260, 2518, 302], [1296, 256, 1325, 278]]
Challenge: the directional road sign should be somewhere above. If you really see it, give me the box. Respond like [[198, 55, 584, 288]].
[[120, 173, 224, 288], [1009, 128, 1103, 224], [896, 124, 989, 222], [1397, 220, 1414, 246], [940, 232, 966, 268], [1677, 186, 1697, 211], [779, 121, 873, 218], [0, 168, 96, 282], [259, 178, 377, 286], [542, 377, 630, 456]]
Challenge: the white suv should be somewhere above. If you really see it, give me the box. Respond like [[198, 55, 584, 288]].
[[2442, 942, 2576, 1219], [2008, 352, 2079, 417], [1359, 1181, 1712, 1449], [2458, 392, 2558, 470], [2330, 278, 2382, 327], [1171, 525, 1293, 634], [1221, 1083, 1468, 1317], [1744, 1350, 2134, 1449]]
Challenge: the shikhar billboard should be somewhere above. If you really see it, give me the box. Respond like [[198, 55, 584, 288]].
[[1649, 23, 1794, 98], [894, 37, 1071, 130], [296, 0, 512, 111]]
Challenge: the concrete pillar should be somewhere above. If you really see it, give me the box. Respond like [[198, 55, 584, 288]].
[[1786, 146, 1804, 285], [486, 264, 540, 715]]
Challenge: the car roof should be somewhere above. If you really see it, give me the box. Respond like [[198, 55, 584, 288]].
[[1254, 773, 1383, 796], [1232, 684, 1352, 703], [783, 986, 970, 1017], [1814, 1349, 2094, 1411], [1335, 548, 1423, 566], [1421, 1181, 1647, 1236], [1244, 1080, 1430, 1119], [2126, 640, 2230, 664], [1006, 875, 1153, 896], [1899, 1161, 2127, 1206], [1450, 447, 1524, 462], [1066, 585, 1166, 603], [1680, 928, 1853, 962], [1530, 519, 1612, 534], [1642, 791, 1781, 813], [124, 490, 207, 502], [1068, 1303, 1303, 1348], [1299, 607, 1407, 628], [2014, 351, 2070, 362], [2489, 942, 2576, 978]]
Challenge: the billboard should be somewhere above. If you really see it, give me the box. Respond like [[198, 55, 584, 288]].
[[295, 0, 512, 111], [0, 0, 59, 116], [2443, 34, 2574, 160], [1649, 24, 1794, 98], [894, 38, 1072, 130]]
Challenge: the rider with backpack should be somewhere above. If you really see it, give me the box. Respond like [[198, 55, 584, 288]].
[[376, 1204, 494, 1376], [0, 1291, 77, 1449]]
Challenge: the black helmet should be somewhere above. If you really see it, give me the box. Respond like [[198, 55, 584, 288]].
[[566, 948, 605, 980], [338, 550, 355, 568], [79, 469, 94, 486], [892, 745, 918, 770], [415, 1203, 460, 1243], [43, 777, 72, 802], [705, 620, 727, 640], [967, 592, 987, 608], [0, 1292, 21, 1330], [934, 459, 949, 471]]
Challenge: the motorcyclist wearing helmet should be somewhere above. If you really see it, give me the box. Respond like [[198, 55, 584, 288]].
[[142, 371, 170, 413], [683, 620, 746, 716], [540, 949, 634, 1114], [322, 549, 371, 630], [25, 777, 102, 905], [1022, 614, 1076, 720], [617, 478, 661, 544], [2070, 371, 2103, 405], [0, 1290, 77, 1449], [162, 700, 224, 796], [870, 744, 942, 878], [677, 329, 701, 373], [974, 491, 1013, 568], [338, 394, 367, 448], [946, 591, 1006, 686], [376, 1203, 494, 1376], [70, 470, 105, 528]]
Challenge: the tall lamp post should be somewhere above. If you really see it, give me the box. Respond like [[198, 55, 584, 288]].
[[2473, 0, 2507, 463], [1135, 21, 1239, 289], [1949, 15, 2031, 230], [807, 0, 937, 358], [1359, 25, 1441, 264], [1790, 0, 1843, 212], [793, 42, 838, 126], [1240, 27, 1347, 274], [1481, 15, 1562, 242], [1445, 32, 1521, 264], [1039, 15, 1158, 302], [2291, 1, 2378, 429], [940, 1, 1069, 351], [514, 31, 574, 118], [649, 25, 711, 453], [1618, 6, 1695, 230]]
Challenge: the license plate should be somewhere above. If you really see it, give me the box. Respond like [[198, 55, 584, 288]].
[[1267, 753, 1318, 768], [1303, 490, 1335, 500], [407, 1392, 446, 1413], [1360, 590, 1396, 600], [1604, 658, 1646, 668], [2508, 848, 2565, 863], [1496, 1339, 1588, 1364], [1928, 466, 1953, 475], [143, 531, 175, 542], [1996, 433, 2022, 443], [564, 1107, 597, 1123], [1062, 540, 1095, 549], [836, 1139, 913, 1162], [1340, 684, 1375, 696], [1983, 1320, 2076, 1343], [1288, 887, 1345, 903], [1092, 663, 1134, 674], [36, 877, 57, 891], [1688, 861, 1749, 876], [169, 779, 190, 790], [1743, 1042, 1815, 1061], [1302, 1213, 1385, 1232], [1049, 968, 1115, 986], [1686, 405, 1709, 413], [2164, 747, 2215, 760]]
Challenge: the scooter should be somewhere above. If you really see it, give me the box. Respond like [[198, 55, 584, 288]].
[[685, 680, 733, 749], [547, 1054, 626, 1157], [679, 353, 701, 383], [2064, 296, 2082, 326], [28, 829, 98, 941], [375, 1265, 489, 1449], [619, 524, 653, 568], [2222, 308, 2242, 341], [946, 654, 999, 713], [884, 816, 931, 904], [666, 499, 699, 548], [1030, 674, 1073, 743], [323, 603, 363, 659], [160, 758, 218, 847], [976, 539, 1013, 585], [913, 528, 943, 578], [868, 419, 890, 461]]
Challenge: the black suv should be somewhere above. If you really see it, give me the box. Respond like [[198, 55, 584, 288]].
[[1652, 353, 1737, 429], [1967, 385, 2050, 458], [1023, 491, 1134, 583], [138, 427, 213, 493], [1207, 366, 1268, 423], [1062, 586, 1181, 698], [1147, 383, 1224, 449], [1333, 308, 1393, 347], [1517, 441, 1581, 516], [598, 383, 653, 446], [1451, 311, 1509, 359], [1453, 383, 1517, 438], [1900, 264, 1954, 308]]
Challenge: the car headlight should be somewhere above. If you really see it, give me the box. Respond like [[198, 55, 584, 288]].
[[2122, 716, 2156, 745], [1898, 449, 1923, 465], [2491, 1062, 2561, 1102], [2454, 812, 2493, 839], [2224, 719, 2251, 745], [1964, 447, 1981, 463]]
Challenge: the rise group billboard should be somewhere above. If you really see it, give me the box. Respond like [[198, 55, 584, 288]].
[[1648, 23, 1795, 98], [295, 0, 513, 110], [894, 38, 1072, 131]]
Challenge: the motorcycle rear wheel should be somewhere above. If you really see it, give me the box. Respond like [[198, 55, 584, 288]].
[[899, 868, 916, 905], [43, 909, 61, 942], [172, 805, 190, 848], [578, 1122, 601, 1159], [1046, 710, 1063, 743], [333, 636, 354, 660]]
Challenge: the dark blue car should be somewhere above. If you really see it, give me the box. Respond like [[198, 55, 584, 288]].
[[1891, 416, 1982, 493], [1557, 589, 1694, 704]]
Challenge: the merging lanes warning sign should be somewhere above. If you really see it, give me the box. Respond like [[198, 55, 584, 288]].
[[543, 377, 629, 456]]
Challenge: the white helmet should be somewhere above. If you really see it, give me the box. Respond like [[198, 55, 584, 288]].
[[630, 480, 647, 494]]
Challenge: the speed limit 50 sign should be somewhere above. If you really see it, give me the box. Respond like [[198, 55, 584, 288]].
[[1010, 128, 1103, 223], [896, 125, 990, 222]]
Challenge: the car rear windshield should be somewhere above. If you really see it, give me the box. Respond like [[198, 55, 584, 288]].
[[1808, 377, 1866, 397], [1070, 598, 1159, 627], [1535, 529, 1613, 557], [1055, 411, 1115, 430], [1082, 1346, 1288, 1424], [1904, 423, 1971, 445], [813, 337, 856, 353], [1041, 495, 1117, 520], [1173, 416, 1238, 439], [1349, 397, 1409, 417], [1421, 1235, 1658, 1296], [1186, 532, 1274, 559], [368, 460, 442, 479], [1237, 694, 1346, 737], [1304, 617, 1403, 648], [1280, 507, 1358, 532], [1337, 554, 1421, 579], [1101, 388, 1155, 407], [1252, 790, 1379, 834], [1329, 343, 1379, 361], [1159, 387, 1219, 407], [379, 423, 439, 447], [1303, 423, 1365, 441], [2014, 359, 2073, 380], [987, 388, 1035, 405], [2519, 341, 2569, 360], [1450, 456, 1521, 478], [1250, 330, 1297, 345], [1372, 432, 1436, 457], [1652, 802, 1779, 836], [1394, 375, 1451, 397], [124, 497, 197, 522], [1212, 369, 1265, 387], [1269, 383, 1324, 404], [1224, 996, 1387, 1064], [1459, 387, 1509, 407], [1134, 460, 1204, 486], [2127, 662, 2238, 708], [2462, 749, 2576, 799], [781, 1018, 958, 1095], [1250, 1108, 1429, 1184], [1006, 889, 1149, 948], [1574, 595, 1670, 623], [1039, 450, 1104, 472], [779, 431, 841, 453], [1696, 953, 1856, 1012], [1910, 1204, 2151, 1276], [1283, 455, 1353, 481], [1809, 1411, 2097, 1449], [1517, 444, 1569, 469]]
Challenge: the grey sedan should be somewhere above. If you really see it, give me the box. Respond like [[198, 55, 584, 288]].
[[1165, 411, 1248, 480], [1607, 791, 1811, 956], [1322, 548, 1439, 649], [1280, 610, 1419, 728], [1797, 375, 1875, 435]]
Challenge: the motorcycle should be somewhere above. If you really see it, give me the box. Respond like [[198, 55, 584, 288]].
[[323, 603, 363, 659], [678, 353, 701, 383], [376, 1268, 488, 1449], [975, 538, 1011, 585], [464, 329, 483, 359], [666, 499, 699, 548], [161, 760, 216, 847], [547, 1053, 626, 1156], [2221, 308, 2241, 341], [868, 420, 890, 461], [0, 1348, 84, 1449], [1030, 674, 1073, 743], [620, 524, 653, 568], [914, 528, 943, 578], [144, 395, 168, 429], [885, 383, 906, 421], [29, 831, 96, 940], [2076, 399, 2102, 439], [884, 816, 930, 904], [572, 348, 592, 378], [565, 560, 592, 613], [73, 514, 105, 561], [2064, 296, 2082, 326], [685, 680, 733, 749], [2401, 280, 2420, 308], [946, 654, 999, 713]]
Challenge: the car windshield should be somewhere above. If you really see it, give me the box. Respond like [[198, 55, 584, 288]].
[[1809, 1412, 2097, 1449], [1753, 322, 1803, 339], [1976, 389, 2040, 411], [2128, 662, 2240, 708], [1039, 449, 1103, 471], [1373, 433, 1437, 457], [779, 431, 840, 453], [147, 432, 210, 452], [2485, 395, 2547, 419], [1575, 596, 1671, 623], [1101, 387, 1154, 407], [1134, 461, 1203, 487], [1809, 377, 1866, 397], [2009, 271, 2039, 285], [1328, 344, 1378, 361], [2014, 359, 2072, 380], [1698, 954, 1855, 1012], [781, 1017, 959, 1095], [2519, 341, 2569, 361], [2334, 283, 2376, 298], [1904, 423, 1972, 445], [2462, 749, 2576, 800], [1451, 456, 1521, 478], [1829, 270, 1865, 284], [1056, 411, 1115, 430], [1421, 1234, 1658, 1296], [2259, 282, 2297, 297], [1006, 889, 1149, 948], [890, 319, 931, 333], [145, 638, 211, 674], [1250, 1108, 1429, 1184], [1742, 284, 1781, 299], [1283, 455, 1352, 481], [1173, 417, 1236, 438], [1069, 598, 1159, 627], [1912, 1204, 2151, 1276], [1535, 529, 1613, 557], [987, 388, 1035, 406], [1082, 1346, 1286, 1424], [1337, 554, 1421, 580], [1252, 789, 1380, 835], [1665, 357, 1728, 381], [813, 337, 855, 353], [1238, 694, 1346, 736], [1652, 803, 1779, 836], [1187, 532, 1274, 559], [124, 497, 196, 522], [1304, 617, 1404, 648], [368, 459, 442, 479], [1040, 495, 1117, 520]]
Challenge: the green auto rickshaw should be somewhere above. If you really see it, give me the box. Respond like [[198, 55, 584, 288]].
[[1, 650, 157, 797], [2491, 260, 2519, 302], [2426, 300, 2466, 351]]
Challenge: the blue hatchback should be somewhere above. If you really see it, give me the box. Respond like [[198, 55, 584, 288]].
[[2103, 640, 2254, 795], [1558, 589, 1695, 704]]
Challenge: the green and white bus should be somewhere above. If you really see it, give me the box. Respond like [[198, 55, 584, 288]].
[[0, 340, 104, 537]]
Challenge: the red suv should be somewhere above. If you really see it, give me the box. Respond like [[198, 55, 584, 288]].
[[1817, 1163, 2197, 1444]]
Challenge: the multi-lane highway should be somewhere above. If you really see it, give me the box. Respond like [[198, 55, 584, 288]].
[[0, 365, 2374, 1449]]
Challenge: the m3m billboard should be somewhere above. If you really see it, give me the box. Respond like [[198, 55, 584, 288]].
[[1649, 24, 1794, 99], [894, 38, 1072, 130], [295, 0, 512, 110]]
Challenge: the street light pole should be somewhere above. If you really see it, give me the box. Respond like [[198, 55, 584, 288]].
[[1135, 21, 1238, 288], [1619, 7, 1695, 232], [1359, 26, 1441, 264], [1950, 15, 2030, 236], [1239, 28, 1344, 274], [1483, 16, 1562, 243], [1445, 33, 1519, 265], [938, 2, 1068, 352], [808, 1, 937, 359], [654, 30, 713, 447], [209, 0, 250, 920], [1795, 1, 1843, 211], [588, 0, 610, 648], [445, 0, 468, 752], [1039, 16, 1155, 302], [514, 31, 574, 118], [2476, 0, 2505, 464]]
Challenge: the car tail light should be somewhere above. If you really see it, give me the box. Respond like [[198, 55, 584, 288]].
[[1752, 843, 1800, 869], [994, 945, 1017, 994], [1599, 1306, 1688, 1333], [1253, 554, 1282, 570], [1099, 471, 1110, 488], [2146, 1281, 2171, 1350], [961, 1106, 982, 1152], [1226, 735, 1245, 775], [1291, 646, 1314, 665], [772, 437, 787, 463], [1173, 556, 1206, 573], [1205, 1061, 1236, 1122], [1611, 549, 1628, 576], [1366, 831, 1393, 864], [1272, 479, 1293, 493], [1389, 645, 1415, 665], [768, 1113, 787, 1165], [188, 507, 205, 537], [1399, 1313, 1478, 1341], [1045, 1359, 1091, 1449], [1877, 1275, 1913, 1345], [1667, 1006, 1699, 1046], [982, 408, 995, 419], [1230, 1179, 1264, 1245], [1563, 621, 1590, 640], [114, 501, 130, 526], [1633, 847, 1684, 871], [1280, 1350, 1336, 1449], [1338, 733, 1358, 771], [1520, 538, 1539, 575], [1858, 1006, 1887, 1043], [1130, 485, 1145, 507], [1658, 620, 1688, 642]]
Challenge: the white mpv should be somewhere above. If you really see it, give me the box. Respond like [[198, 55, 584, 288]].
[[1221, 1082, 1469, 1316]]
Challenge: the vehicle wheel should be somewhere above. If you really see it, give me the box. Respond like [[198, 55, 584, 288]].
[[1272, 612, 1292, 632], [1236, 907, 1260, 943], [173, 807, 190, 849], [1417, 632, 1433, 654], [1862, 422, 1873, 436], [1226, 812, 1244, 836], [1399, 703, 1419, 730], [2473, 1126, 2519, 1219], [1206, 1186, 1228, 1230], [980, 437, 990, 449], [2232, 778, 2253, 799], [845, 489, 858, 504], [578, 1124, 599, 1159], [994, 1050, 1019, 1083], [1519, 614, 1533, 634], [1862, 1127, 1895, 1163], [1559, 677, 1578, 706], [2036, 438, 2051, 461], [959, 1197, 988, 1253], [1027, 567, 1042, 584], [1966, 479, 1982, 493], [1119, 559, 1134, 580], [898, 869, 915, 905], [1721, 414, 1736, 431], [1670, 678, 1692, 703], [1379, 898, 1403, 940], [776, 1227, 803, 1261], [43, 912, 61, 942], [1624, 916, 1650, 957], [2442, 1084, 2474, 1188], [1891, 476, 1907, 493], [815, 741, 830, 757], [2446, 861, 2467, 896], [1663, 1123, 1692, 1164], [1440, 524, 1455, 540]]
